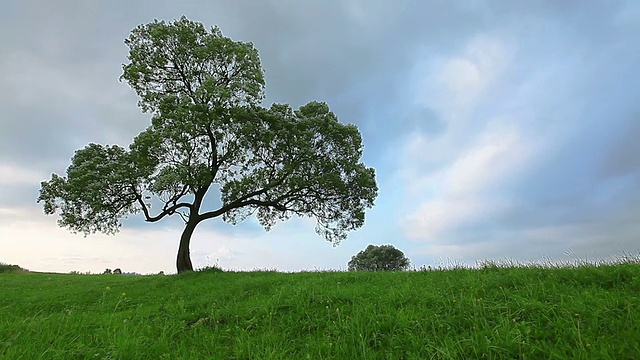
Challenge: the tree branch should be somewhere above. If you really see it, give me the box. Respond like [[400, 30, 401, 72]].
[[199, 198, 287, 221], [205, 126, 218, 178], [199, 180, 301, 222], [136, 195, 192, 223]]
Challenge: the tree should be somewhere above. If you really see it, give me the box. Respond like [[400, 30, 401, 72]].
[[348, 245, 411, 271], [37, 17, 378, 273]]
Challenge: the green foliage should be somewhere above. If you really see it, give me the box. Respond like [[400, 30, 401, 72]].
[[196, 265, 224, 273], [0, 262, 26, 274], [348, 244, 411, 271], [38, 144, 143, 235], [1, 264, 639, 358], [37, 17, 378, 272]]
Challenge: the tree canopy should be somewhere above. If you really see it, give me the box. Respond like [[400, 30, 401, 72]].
[[38, 17, 378, 273], [348, 245, 411, 271]]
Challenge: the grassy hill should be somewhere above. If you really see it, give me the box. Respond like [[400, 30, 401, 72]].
[[1, 263, 639, 359]]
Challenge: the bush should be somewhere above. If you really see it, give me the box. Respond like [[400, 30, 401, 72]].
[[348, 244, 411, 271], [197, 265, 224, 273], [0, 262, 27, 274]]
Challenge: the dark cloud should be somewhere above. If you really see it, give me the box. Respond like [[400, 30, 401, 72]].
[[598, 116, 640, 180]]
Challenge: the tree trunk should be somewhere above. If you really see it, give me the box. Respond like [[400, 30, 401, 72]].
[[176, 219, 198, 273]]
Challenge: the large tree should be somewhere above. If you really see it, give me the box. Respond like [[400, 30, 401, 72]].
[[38, 17, 378, 273]]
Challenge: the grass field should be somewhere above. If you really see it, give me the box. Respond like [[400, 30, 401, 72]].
[[1, 261, 639, 359]]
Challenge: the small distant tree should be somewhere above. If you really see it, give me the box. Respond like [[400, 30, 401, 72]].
[[348, 244, 411, 271], [113, 268, 122, 274], [37, 17, 378, 274], [103, 268, 113, 274]]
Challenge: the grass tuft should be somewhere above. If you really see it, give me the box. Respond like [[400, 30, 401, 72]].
[[196, 264, 225, 273]]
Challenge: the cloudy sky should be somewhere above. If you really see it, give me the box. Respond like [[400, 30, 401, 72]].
[[1, 1, 639, 274]]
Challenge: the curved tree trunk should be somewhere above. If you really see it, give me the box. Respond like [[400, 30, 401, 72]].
[[176, 219, 198, 273]]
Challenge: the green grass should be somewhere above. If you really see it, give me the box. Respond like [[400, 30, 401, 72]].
[[1, 263, 639, 359]]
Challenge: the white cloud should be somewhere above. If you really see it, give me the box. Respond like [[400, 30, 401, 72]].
[[0, 214, 358, 274], [445, 126, 522, 195], [0, 218, 177, 273], [0, 163, 46, 185], [401, 120, 537, 242], [440, 58, 481, 101], [0, 207, 29, 218], [398, 34, 532, 245], [413, 35, 514, 123]]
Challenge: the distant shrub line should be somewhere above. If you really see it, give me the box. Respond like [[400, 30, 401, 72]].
[[0, 263, 27, 274], [2, 251, 639, 276]]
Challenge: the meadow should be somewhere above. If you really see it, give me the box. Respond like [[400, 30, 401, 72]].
[[1, 261, 639, 359]]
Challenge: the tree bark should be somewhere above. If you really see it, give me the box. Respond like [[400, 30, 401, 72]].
[[176, 218, 198, 273]]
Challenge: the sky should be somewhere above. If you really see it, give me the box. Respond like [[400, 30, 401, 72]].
[[1, 0, 639, 274]]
